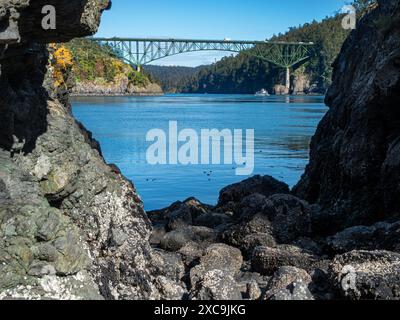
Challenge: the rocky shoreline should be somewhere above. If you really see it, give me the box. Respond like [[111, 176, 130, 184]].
[[71, 81, 163, 96], [71, 92, 164, 97], [147, 175, 400, 300], [1, 0, 400, 301]]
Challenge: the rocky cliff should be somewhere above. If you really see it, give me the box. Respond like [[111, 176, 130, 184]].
[[0, 0, 170, 300], [72, 81, 163, 96], [294, 0, 400, 234]]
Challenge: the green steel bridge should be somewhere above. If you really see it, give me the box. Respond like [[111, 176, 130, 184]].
[[90, 37, 314, 90]]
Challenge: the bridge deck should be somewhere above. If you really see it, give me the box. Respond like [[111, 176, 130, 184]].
[[90, 37, 314, 46]]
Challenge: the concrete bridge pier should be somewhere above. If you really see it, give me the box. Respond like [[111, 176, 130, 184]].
[[285, 67, 290, 93]]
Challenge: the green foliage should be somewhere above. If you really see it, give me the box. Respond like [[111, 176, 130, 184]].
[[144, 65, 204, 93], [65, 39, 151, 87], [127, 70, 150, 87]]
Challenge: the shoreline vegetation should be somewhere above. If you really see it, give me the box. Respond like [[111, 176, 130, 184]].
[[64, 39, 163, 96]]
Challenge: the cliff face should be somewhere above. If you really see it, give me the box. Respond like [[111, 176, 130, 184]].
[[72, 80, 163, 96], [294, 0, 400, 234], [0, 0, 162, 300]]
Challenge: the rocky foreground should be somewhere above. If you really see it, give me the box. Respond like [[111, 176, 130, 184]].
[[147, 0, 400, 300], [148, 175, 400, 300], [0, 0, 399, 300], [0, 0, 166, 300]]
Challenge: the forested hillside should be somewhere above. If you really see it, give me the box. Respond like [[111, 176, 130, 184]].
[[144, 65, 205, 93], [179, 14, 350, 94], [64, 39, 162, 95]]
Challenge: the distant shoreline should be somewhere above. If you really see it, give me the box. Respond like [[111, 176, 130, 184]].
[[71, 92, 324, 97], [70, 92, 164, 97]]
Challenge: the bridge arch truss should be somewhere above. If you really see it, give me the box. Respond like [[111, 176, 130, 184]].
[[90, 38, 314, 71]]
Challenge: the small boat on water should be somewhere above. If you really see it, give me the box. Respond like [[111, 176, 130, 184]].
[[255, 89, 270, 96]]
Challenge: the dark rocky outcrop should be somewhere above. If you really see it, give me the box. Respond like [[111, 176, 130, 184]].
[[72, 81, 164, 96], [217, 175, 290, 210], [326, 221, 400, 254], [0, 0, 166, 300], [160, 226, 217, 252], [294, 0, 400, 234], [329, 251, 400, 300]]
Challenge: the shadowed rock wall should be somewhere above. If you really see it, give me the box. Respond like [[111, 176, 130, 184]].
[[294, 0, 400, 234], [0, 0, 164, 300]]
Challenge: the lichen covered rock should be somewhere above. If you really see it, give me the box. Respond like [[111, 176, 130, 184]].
[[0, 0, 163, 300]]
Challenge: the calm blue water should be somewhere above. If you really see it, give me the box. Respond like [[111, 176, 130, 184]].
[[72, 94, 327, 210]]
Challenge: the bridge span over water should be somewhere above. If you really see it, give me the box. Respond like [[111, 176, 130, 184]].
[[90, 37, 314, 90]]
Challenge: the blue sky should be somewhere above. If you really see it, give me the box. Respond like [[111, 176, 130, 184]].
[[97, 0, 348, 66]]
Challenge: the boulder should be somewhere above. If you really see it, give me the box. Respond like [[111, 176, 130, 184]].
[[329, 250, 400, 300], [217, 175, 289, 208], [194, 213, 231, 229], [220, 214, 276, 257], [190, 244, 243, 287], [160, 227, 217, 252], [167, 205, 193, 231], [246, 280, 262, 300], [178, 241, 206, 268], [267, 281, 314, 300], [251, 245, 319, 275], [153, 276, 187, 300], [293, 237, 324, 256], [236, 193, 269, 219], [263, 194, 313, 243], [190, 270, 242, 300], [150, 250, 185, 283], [241, 233, 277, 258], [149, 197, 213, 231], [149, 197, 212, 224], [326, 221, 400, 254], [221, 194, 313, 256], [264, 266, 314, 300]]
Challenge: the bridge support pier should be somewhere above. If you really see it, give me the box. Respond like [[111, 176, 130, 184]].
[[285, 67, 290, 94]]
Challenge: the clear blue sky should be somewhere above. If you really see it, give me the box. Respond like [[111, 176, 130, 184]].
[[97, 0, 348, 66]]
